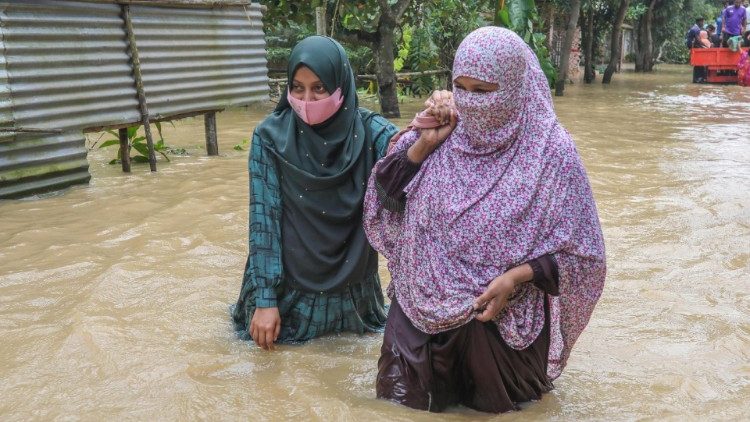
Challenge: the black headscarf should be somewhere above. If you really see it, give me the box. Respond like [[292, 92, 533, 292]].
[[255, 36, 382, 293]]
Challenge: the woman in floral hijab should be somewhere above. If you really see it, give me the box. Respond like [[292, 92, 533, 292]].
[[364, 27, 606, 413]]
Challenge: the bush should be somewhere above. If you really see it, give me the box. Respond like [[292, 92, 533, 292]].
[[660, 40, 689, 64]]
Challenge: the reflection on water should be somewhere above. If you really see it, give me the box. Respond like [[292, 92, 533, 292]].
[[1, 65, 749, 420]]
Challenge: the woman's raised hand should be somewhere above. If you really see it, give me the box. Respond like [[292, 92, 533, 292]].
[[424, 90, 455, 126], [407, 90, 457, 164], [406, 114, 457, 164]]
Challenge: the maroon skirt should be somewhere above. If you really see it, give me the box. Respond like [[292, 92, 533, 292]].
[[376, 298, 553, 413]]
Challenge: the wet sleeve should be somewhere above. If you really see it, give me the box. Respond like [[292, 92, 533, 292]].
[[374, 149, 422, 212], [528, 254, 560, 296], [369, 114, 399, 160], [244, 131, 283, 308]]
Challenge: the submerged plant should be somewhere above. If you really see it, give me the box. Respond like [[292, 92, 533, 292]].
[[97, 122, 182, 165], [233, 138, 251, 151]]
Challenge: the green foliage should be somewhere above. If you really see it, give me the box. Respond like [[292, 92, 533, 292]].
[[233, 138, 251, 151], [649, 0, 722, 64], [344, 45, 375, 75], [407, 24, 442, 95], [403, 0, 492, 95], [626, 2, 648, 21], [570, 0, 720, 67], [266, 47, 292, 71], [97, 123, 181, 165], [495, 0, 557, 87], [661, 40, 690, 64], [337, 1, 381, 33], [394, 26, 413, 72], [263, 0, 560, 96]]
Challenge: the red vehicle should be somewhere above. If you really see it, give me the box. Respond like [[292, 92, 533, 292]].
[[690, 47, 750, 83]]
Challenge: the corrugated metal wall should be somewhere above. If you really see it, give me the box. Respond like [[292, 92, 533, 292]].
[[132, 4, 268, 118], [0, 1, 133, 197], [0, 0, 267, 199]]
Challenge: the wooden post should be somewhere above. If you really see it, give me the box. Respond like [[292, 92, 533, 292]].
[[121, 4, 158, 172], [204, 112, 218, 156], [119, 128, 131, 173], [315, 7, 326, 35]]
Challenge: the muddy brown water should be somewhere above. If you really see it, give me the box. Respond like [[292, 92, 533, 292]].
[[1, 66, 749, 420]]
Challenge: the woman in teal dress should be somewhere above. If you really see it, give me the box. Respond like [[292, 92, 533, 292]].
[[232, 36, 447, 350]]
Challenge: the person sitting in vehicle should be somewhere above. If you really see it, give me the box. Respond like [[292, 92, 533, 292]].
[[707, 25, 721, 46], [687, 18, 705, 49], [693, 30, 713, 48]]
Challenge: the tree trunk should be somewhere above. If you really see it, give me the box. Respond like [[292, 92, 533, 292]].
[[635, 0, 656, 72], [634, 21, 643, 71], [642, 4, 655, 71], [583, 5, 595, 83], [555, 0, 581, 96], [603, 0, 629, 83], [360, 0, 411, 118], [374, 27, 400, 118], [548, 3, 555, 51], [315, 7, 326, 35]]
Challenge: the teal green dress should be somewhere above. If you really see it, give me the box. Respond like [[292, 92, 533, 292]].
[[232, 111, 397, 342]]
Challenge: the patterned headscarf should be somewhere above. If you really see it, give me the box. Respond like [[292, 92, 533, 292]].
[[363, 27, 606, 380]]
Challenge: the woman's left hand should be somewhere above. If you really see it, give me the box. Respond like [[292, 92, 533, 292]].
[[473, 264, 533, 322]]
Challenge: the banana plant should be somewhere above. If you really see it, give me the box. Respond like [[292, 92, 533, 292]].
[[494, 0, 557, 87]]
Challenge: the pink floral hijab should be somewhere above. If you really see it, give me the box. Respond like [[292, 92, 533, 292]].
[[363, 27, 606, 380]]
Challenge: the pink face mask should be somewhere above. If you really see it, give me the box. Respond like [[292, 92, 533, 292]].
[[287, 88, 344, 126]]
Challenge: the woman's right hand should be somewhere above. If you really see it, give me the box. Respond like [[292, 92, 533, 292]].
[[407, 111, 457, 164], [250, 307, 281, 350]]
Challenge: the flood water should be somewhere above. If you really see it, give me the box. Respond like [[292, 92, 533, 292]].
[[1, 65, 749, 420]]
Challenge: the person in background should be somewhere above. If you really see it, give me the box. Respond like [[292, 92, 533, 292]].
[[687, 17, 705, 49], [688, 18, 706, 83], [707, 24, 721, 47], [716, 1, 731, 38], [694, 30, 713, 49], [743, 30, 750, 47], [692, 31, 710, 83], [738, 47, 750, 86], [722, 0, 747, 47]]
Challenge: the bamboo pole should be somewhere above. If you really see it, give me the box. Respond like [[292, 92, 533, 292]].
[[118, 128, 132, 173], [121, 4, 158, 172]]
